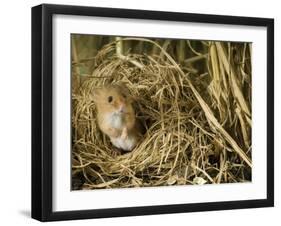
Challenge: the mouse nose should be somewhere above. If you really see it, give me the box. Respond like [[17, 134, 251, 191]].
[[119, 103, 126, 113]]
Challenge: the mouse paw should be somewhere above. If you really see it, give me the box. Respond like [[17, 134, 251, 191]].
[[121, 128, 128, 140], [109, 147, 122, 157]]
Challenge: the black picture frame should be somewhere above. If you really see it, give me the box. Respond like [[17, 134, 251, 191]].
[[31, 3, 274, 222]]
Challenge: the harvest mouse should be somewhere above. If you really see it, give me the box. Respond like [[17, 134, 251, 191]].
[[92, 83, 142, 151]]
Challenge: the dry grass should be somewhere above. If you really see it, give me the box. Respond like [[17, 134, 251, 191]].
[[71, 38, 252, 189]]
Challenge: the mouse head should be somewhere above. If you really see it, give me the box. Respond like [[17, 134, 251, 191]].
[[92, 83, 133, 115]]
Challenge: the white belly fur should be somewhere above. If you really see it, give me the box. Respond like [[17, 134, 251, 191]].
[[106, 113, 123, 129], [110, 135, 137, 151], [105, 113, 137, 151]]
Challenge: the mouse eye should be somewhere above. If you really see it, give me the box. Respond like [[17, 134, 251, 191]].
[[108, 96, 113, 103]]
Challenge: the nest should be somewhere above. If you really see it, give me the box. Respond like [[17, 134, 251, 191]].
[[72, 38, 252, 189]]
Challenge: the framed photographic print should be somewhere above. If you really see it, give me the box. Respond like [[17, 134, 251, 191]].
[[31, 4, 274, 221]]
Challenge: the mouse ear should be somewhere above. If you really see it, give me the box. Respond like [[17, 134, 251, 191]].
[[91, 87, 102, 103], [115, 82, 130, 94], [116, 81, 127, 88]]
